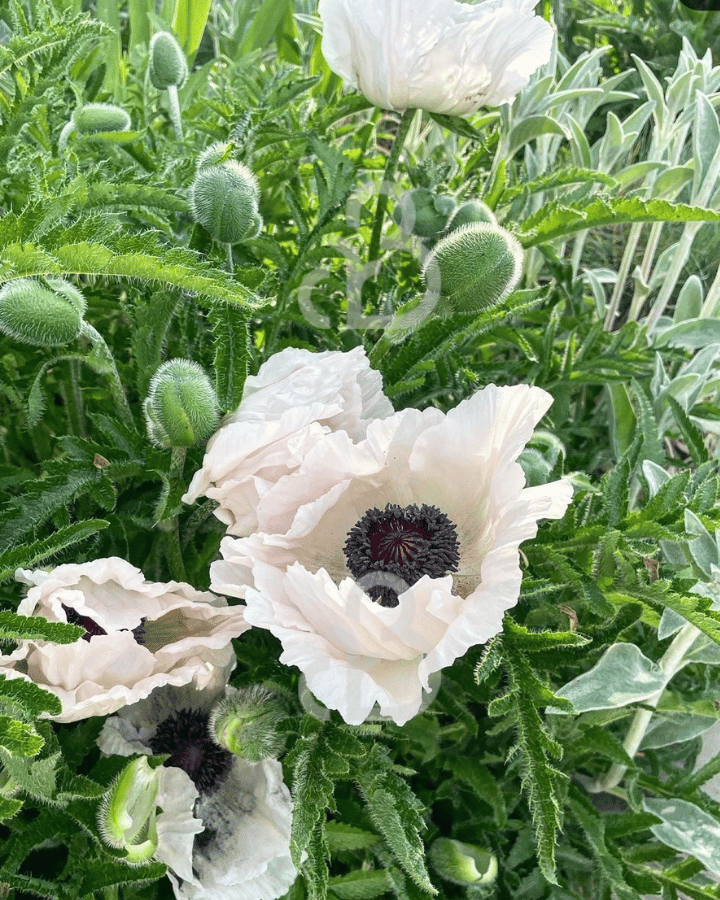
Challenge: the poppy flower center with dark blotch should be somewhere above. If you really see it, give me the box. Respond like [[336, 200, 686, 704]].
[[62, 605, 146, 644], [343, 503, 460, 607], [149, 708, 232, 795]]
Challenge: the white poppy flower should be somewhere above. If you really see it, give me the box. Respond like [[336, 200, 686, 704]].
[[318, 0, 555, 116], [211, 383, 573, 726], [98, 680, 297, 900], [183, 345, 393, 536], [0, 557, 248, 722]]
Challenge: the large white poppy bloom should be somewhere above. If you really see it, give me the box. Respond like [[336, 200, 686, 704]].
[[318, 0, 555, 116], [211, 383, 572, 726], [0, 558, 248, 722], [183, 346, 393, 536], [98, 680, 296, 900]]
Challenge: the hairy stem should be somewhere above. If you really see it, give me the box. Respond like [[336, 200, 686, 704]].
[[166, 84, 184, 141]]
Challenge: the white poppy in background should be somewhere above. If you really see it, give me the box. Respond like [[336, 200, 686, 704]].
[[98, 679, 296, 900], [318, 0, 555, 116], [211, 381, 572, 726], [0, 558, 248, 722], [182, 345, 393, 536]]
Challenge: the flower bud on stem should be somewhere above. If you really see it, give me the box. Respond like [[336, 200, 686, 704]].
[[210, 686, 286, 761]]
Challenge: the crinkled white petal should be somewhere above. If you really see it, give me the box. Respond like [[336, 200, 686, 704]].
[[0, 558, 248, 722], [319, 0, 554, 114], [218, 381, 572, 725], [183, 346, 392, 536]]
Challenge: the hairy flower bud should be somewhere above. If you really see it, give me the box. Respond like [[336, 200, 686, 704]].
[[393, 187, 456, 238], [0, 277, 86, 346], [209, 685, 286, 761], [196, 141, 235, 170], [98, 756, 160, 865], [149, 31, 188, 90], [190, 161, 260, 244], [445, 199, 496, 232], [429, 838, 498, 887], [144, 359, 219, 449], [423, 222, 523, 316], [72, 103, 131, 134]]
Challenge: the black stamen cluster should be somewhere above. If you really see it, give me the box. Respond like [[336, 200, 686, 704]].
[[149, 708, 233, 795], [344, 503, 460, 607], [62, 605, 147, 645]]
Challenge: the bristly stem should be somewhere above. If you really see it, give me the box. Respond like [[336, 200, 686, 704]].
[[368, 108, 418, 262], [160, 446, 187, 582], [80, 322, 134, 427], [166, 84, 184, 141]]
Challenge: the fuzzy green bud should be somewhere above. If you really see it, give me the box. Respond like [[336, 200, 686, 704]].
[[423, 222, 523, 317], [210, 686, 286, 761], [393, 187, 456, 238], [445, 199, 496, 232], [149, 31, 188, 90], [72, 103, 131, 134], [98, 757, 160, 865], [196, 141, 235, 170], [0, 277, 86, 347], [190, 161, 260, 244], [144, 359, 219, 449], [429, 838, 498, 887]]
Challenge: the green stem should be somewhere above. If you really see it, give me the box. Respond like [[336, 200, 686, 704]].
[[80, 322, 134, 426], [61, 357, 87, 437], [166, 84, 184, 141], [225, 242, 234, 274], [160, 447, 187, 582], [590, 621, 700, 793], [368, 108, 418, 262]]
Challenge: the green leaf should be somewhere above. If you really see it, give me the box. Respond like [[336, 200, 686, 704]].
[[520, 197, 720, 247], [666, 396, 708, 465], [0, 794, 24, 822], [327, 870, 390, 900], [0, 673, 62, 718], [0, 519, 109, 583], [78, 859, 167, 895], [644, 797, 720, 877], [508, 115, 568, 156], [325, 822, 380, 852], [290, 728, 334, 872], [208, 300, 250, 412], [0, 714, 44, 756], [0, 611, 83, 644]]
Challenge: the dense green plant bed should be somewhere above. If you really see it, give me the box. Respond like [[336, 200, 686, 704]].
[[1, 1, 720, 898]]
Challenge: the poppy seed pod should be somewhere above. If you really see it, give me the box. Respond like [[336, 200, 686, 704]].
[[429, 838, 498, 887], [209, 685, 286, 761], [98, 756, 160, 865], [144, 359, 219, 449], [0, 277, 86, 346], [72, 103, 131, 134], [445, 199, 497, 232], [190, 161, 260, 244], [423, 222, 523, 316], [149, 31, 188, 90], [392, 187, 456, 238]]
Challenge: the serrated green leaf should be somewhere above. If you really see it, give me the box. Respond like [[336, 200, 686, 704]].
[[291, 730, 334, 870], [0, 611, 83, 644], [208, 300, 250, 412], [0, 714, 44, 756], [667, 396, 708, 465], [325, 822, 380, 852], [78, 859, 167, 895], [0, 519, 109, 583], [328, 870, 390, 900], [0, 673, 62, 717]]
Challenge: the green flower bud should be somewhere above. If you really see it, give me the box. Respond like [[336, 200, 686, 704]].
[[423, 223, 523, 317], [149, 31, 188, 90], [190, 161, 260, 244], [210, 686, 286, 761], [196, 141, 235, 170], [429, 838, 498, 887], [144, 359, 219, 449], [72, 103, 131, 134], [98, 757, 160, 865], [445, 199, 496, 232], [0, 277, 86, 346], [392, 187, 456, 238]]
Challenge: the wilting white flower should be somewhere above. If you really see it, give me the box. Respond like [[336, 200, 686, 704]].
[[98, 679, 296, 900], [0, 558, 248, 722], [183, 345, 393, 536], [318, 0, 555, 116], [211, 377, 572, 726]]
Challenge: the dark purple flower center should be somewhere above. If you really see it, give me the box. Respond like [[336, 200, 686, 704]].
[[343, 503, 460, 607], [62, 605, 145, 644], [149, 708, 232, 795]]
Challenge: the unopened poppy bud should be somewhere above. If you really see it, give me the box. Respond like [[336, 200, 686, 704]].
[[423, 223, 523, 317], [196, 141, 235, 170], [0, 277, 86, 346], [98, 756, 160, 865], [144, 359, 219, 449], [210, 685, 286, 761], [445, 199, 496, 232], [190, 161, 260, 244], [429, 838, 498, 887], [72, 103, 131, 134], [149, 31, 188, 90], [393, 187, 456, 238]]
